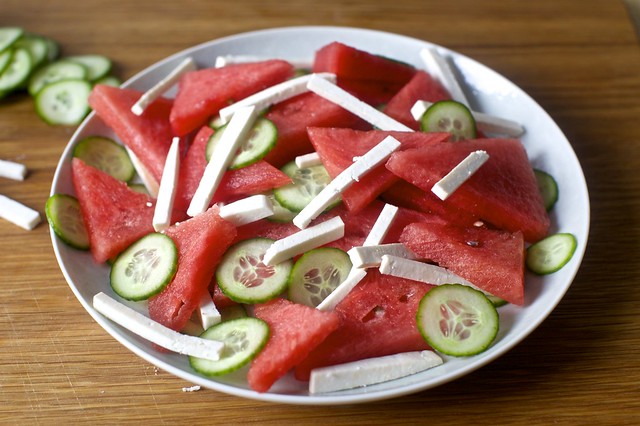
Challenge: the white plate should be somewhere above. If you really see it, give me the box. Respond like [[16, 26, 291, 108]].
[[50, 26, 590, 405]]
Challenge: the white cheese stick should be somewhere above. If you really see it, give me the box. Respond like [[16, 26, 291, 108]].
[[125, 147, 159, 198], [293, 136, 402, 229], [131, 57, 197, 116], [419, 47, 470, 106], [153, 137, 181, 232], [431, 150, 489, 201], [348, 243, 417, 269], [218, 72, 336, 124], [315, 268, 367, 312], [306, 75, 413, 131], [197, 292, 222, 330], [295, 152, 323, 169], [0, 194, 41, 230], [362, 203, 399, 246], [309, 350, 443, 394], [0, 159, 27, 181], [187, 105, 257, 217], [214, 54, 311, 70], [218, 194, 274, 226], [92, 292, 224, 361], [263, 216, 345, 266], [410, 100, 524, 137]]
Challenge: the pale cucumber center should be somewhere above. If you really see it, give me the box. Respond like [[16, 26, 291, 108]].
[[125, 248, 162, 285], [438, 300, 481, 342]]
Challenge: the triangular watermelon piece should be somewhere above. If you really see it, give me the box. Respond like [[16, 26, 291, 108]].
[[248, 298, 340, 393], [385, 138, 550, 242], [170, 60, 294, 136], [148, 205, 237, 332], [71, 158, 155, 264], [400, 221, 525, 305], [88, 84, 176, 186], [295, 270, 433, 381], [383, 70, 450, 130], [172, 126, 292, 221], [307, 127, 449, 213]]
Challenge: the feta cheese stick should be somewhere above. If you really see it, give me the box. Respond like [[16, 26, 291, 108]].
[[131, 57, 196, 116], [411, 100, 524, 137], [187, 105, 257, 217], [92, 292, 224, 361], [214, 55, 311, 70], [431, 150, 489, 201], [306, 75, 413, 131], [362, 203, 399, 246], [153, 137, 181, 232], [0, 159, 27, 181], [295, 152, 323, 169], [315, 268, 367, 312], [348, 243, 417, 269], [419, 47, 470, 106], [218, 194, 274, 226], [218, 72, 336, 124], [0, 194, 41, 230], [125, 147, 159, 198], [293, 136, 402, 229], [309, 350, 443, 394], [263, 216, 345, 266]]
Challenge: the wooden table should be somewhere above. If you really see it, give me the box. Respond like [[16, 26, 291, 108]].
[[2, 0, 639, 423]]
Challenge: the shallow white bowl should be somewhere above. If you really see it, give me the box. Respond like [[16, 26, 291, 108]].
[[50, 26, 590, 405]]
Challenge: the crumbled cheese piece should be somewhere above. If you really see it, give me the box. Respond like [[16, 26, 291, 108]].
[[362, 203, 399, 246], [431, 150, 489, 200], [0, 194, 41, 230], [295, 152, 323, 169], [181, 385, 201, 392], [0, 159, 27, 181], [306, 75, 412, 131], [419, 47, 470, 105], [153, 137, 181, 232], [125, 147, 159, 198], [218, 194, 274, 226], [197, 292, 221, 330], [315, 268, 367, 312], [131, 57, 196, 115], [348, 243, 417, 269]]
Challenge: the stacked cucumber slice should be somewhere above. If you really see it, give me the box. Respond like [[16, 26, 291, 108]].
[[0, 27, 121, 126]]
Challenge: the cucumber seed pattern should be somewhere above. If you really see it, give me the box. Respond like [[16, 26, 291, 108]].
[[294, 164, 332, 200], [221, 329, 250, 358], [303, 265, 344, 306], [125, 248, 162, 284], [439, 300, 479, 341], [234, 253, 275, 288]]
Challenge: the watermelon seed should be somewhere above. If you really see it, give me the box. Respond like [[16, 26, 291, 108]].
[[466, 240, 480, 247], [362, 306, 384, 323]]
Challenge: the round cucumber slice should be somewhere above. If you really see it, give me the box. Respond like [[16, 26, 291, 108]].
[[67, 54, 112, 82], [93, 75, 121, 87], [534, 169, 559, 211], [0, 27, 24, 53], [417, 284, 499, 357], [45, 194, 90, 250], [273, 161, 339, 213], [216, 238, 293, 304], [526, 233, 577, 275], [28, 59, 88, 96], [420, 100, 477, 141], [288, 247, 352, 307], [35, 79, 92, 125], [189, 317, 269, 376], [205, 117, 277, 169], [127, 183, 149, 195], [0, 48, 13, 75], [110, 233, 178, 301], [264, 191, 296, 223], [14, 33, 49, 68], [0, 48, 32, 92], [73, 136, 135, 182]]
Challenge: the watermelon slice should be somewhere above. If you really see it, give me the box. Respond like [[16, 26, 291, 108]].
[[170, 60, 295, 136], [295, 270, 433, 381], [385, 138, 550, 242], [307, 127, 449, 213], [248, 298, 340, 393], [71, 158, 155, 264], [383, 70, 450, 130], [88, 84, 176, 185], [148, 205, 237, 332], [400, 221, 525, 305]]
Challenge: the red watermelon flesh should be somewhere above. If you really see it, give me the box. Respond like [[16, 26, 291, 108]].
[[170, 60, 295, 136], [172, 126, 292, 220], [385, 138, 550, 242], [71, 158, 155, 264], [148, 205, 237, 332], [307, 127, 449, 213], [336, 78, 402, 106], [383, 70, 450, 130], [295, 270, 433, 381], [401, 221, 525, 305], [263, 92, 370, 168], [88, 84, 176, 185], [248, 298, 340, 393]]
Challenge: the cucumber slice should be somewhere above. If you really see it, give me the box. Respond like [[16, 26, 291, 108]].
[[110, 233, 178, 301], [205, 117, 277, 169], [73, 136, 135, 182], [534, 169, 559, 211], [273, 161, 338, 213], [94, 75, 121, 87], [43, 37, 60, 62], [209, 115, 225, 130], [526, 233, 577, 275], [35, 79, 92, 125], [0, 48, 32, 92], [0, 49, 12, 75], [265, 191, 296, 223], [14, 34, 49, 68], [288, 247, 352, 307], [0, 27, 23, 53], [67, 54, 112, 82], [189, 317, 269, 376], [417, 284, 499, 356], [45, 194, 90, 250], [127, 183, 149, 195], [216, 238, 293, 304], [28, 59, 88, 96], [420, 100, 477, 141], [486, 295, 508, 308]]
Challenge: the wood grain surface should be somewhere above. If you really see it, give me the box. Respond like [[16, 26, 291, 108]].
[[1, 0, 639, 424]]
